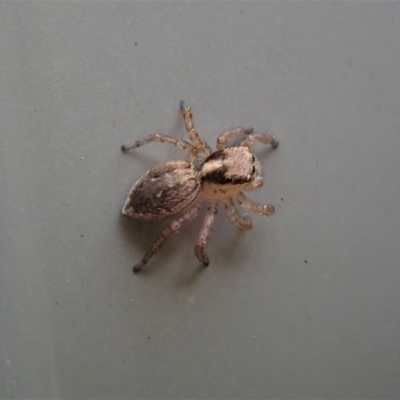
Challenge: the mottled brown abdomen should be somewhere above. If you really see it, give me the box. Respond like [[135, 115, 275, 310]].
[[122, 160, 201, 220]]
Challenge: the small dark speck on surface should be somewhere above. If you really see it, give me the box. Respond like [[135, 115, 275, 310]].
[[281, 198, 284, 201], [135, 42, 138, 46], [304, 260, 308, 264], [148, 336, 151, 339], [55, 302, 58, 305], [80, 234, 84, 237]]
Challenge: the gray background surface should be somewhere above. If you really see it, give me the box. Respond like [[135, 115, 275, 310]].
[[1, 2, 400, 399]]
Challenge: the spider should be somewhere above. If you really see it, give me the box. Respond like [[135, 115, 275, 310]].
[[121, 101, 278, 272]]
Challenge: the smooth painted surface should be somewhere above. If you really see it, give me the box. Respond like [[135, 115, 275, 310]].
[[1, 2, 400, 398]]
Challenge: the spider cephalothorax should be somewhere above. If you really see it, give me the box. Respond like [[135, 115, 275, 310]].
[[121, 101, 278, 272], [200, 146, 263, 199]]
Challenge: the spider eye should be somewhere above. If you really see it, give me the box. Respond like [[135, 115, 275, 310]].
[[252, 155, 255, 162], [252, 166, 256, 175]]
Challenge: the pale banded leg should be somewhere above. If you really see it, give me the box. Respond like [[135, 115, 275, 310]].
[[235, 192, 275, 216], [121, 133, 195, 153], [194, 203, 218, 266], [180, 100, 212, 156], [240, 131, 279, 149], [133, 200, 203, 272], [222, 198, 253, 231], [216, 127, 254, 150]]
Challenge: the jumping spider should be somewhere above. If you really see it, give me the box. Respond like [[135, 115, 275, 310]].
[[121, 101, 279, 272]]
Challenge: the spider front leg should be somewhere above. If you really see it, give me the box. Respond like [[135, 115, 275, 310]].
[[216, 127, 254, 150], [222, 198, 253, 231], [121, 133, 197, 162], [235, 192, 275, 216], [240, 131, 279, 149], [194, 204, 218, 266], [180, 100, 212, 156], [133, 200, 203, 272]]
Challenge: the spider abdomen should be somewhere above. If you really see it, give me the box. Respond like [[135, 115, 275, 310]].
[[122, 160, 200, 220]]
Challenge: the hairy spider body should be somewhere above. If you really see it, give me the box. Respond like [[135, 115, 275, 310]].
[[121, 101, 278, 272]]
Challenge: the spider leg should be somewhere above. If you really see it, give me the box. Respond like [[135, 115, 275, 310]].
[[194, 203, 218, 266], [180, 100, 212, 156], [121, 132, 196, 155], [222, 198, 253, 231], [216, 127, 254, 150], [133, 200, 203, 272], [240, 131, 279, 149], [235, 192, 275, 216]]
